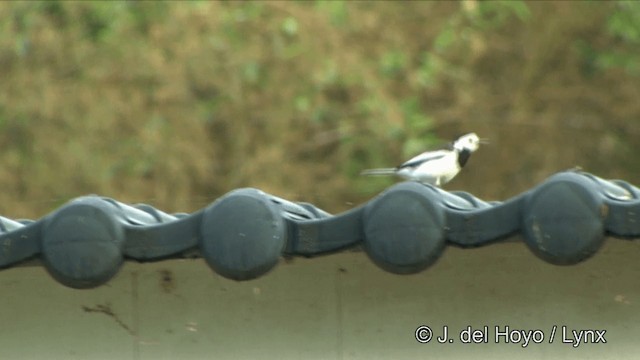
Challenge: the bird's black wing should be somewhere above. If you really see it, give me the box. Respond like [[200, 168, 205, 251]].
[[397, 150, 447, 169]]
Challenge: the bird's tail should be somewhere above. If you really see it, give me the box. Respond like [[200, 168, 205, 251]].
[[360, 168, 397, 177]]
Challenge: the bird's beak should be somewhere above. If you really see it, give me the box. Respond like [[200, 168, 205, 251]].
[[479, 138, 490, 144]]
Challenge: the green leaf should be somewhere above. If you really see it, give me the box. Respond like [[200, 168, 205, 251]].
[[379, 50, 407, 77], [281, 16, 299, 36], [434, 25, 455, 53]]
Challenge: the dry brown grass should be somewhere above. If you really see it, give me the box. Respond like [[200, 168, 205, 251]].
[[0, 1, 638, 218]]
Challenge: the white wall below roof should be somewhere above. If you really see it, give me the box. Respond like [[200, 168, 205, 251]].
[[0, 237, 637, 360]]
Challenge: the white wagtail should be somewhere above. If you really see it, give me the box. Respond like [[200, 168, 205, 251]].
[[361, 132, 488, 186]]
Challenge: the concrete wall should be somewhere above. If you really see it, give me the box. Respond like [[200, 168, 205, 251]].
[[0, 237, 637, 359]]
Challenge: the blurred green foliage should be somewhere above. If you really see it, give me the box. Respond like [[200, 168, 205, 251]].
[[0, 1, 639, 217], [599, 1, 640, 74]]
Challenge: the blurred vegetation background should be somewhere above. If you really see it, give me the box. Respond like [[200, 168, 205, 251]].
[[0, 0, 639, 217]]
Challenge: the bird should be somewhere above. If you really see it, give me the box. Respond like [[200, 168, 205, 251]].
[[361, 132, 488, 186]]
